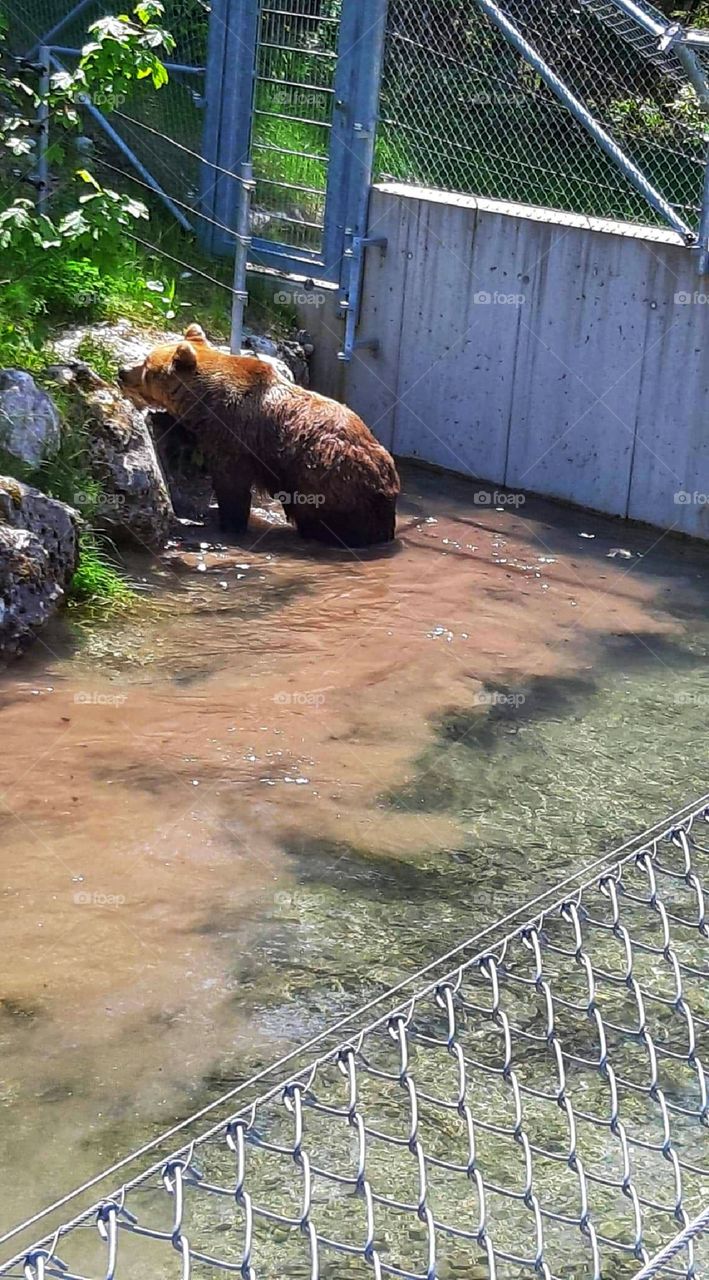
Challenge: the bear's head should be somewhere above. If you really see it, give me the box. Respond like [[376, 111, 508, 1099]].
[[118, 324, 211, 412]]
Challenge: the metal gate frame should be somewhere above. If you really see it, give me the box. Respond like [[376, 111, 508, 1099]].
[[200, 0, 388, 293]]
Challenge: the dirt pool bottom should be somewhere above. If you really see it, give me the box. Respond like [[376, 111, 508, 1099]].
[[0, 463, 707, 1255]]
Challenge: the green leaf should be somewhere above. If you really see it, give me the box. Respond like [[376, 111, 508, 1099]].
[[76, 168, 102, 189]]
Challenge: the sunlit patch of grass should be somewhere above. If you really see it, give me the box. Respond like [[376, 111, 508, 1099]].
[[74, 335, 120, 383], [70, 532, 136, 611]]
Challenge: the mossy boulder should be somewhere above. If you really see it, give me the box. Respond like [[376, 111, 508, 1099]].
[[45, 362, 173, 552]]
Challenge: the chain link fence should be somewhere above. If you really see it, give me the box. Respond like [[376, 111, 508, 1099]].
[[377, 0, 708, 230], [2, 797, 709, 1280], [5, 0, 709, 288]]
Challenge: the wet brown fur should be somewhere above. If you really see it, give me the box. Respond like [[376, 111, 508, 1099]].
[[118, 325, 400, 547]]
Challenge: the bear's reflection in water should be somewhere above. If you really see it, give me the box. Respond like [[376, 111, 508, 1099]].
[[0, 462, 707, 1234]]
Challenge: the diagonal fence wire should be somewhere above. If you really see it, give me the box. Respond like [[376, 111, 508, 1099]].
[[2, 794, 709, 1279]]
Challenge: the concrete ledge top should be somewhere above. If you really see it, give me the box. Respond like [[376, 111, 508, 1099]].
[[373, 182, 688, 247]]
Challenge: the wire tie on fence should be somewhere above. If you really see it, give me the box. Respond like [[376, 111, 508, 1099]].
[[24, 1251, 66, 1280], [96, 1202, 121, 1280]]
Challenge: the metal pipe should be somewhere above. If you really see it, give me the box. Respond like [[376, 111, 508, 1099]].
[[604, 0, 709, 50], [668, 46, 709, 273], [47, 52, 193, 232], [36, 46, 50, 213], [230, 161, 254, 353], [47, 46, 205, 75], [471, 0, 695, 242], [682, 28, 709, 50], [606, 0, 709, 271], [338, 0, 389, 362], [697, 139, 709, 275], [673, 43, 709, 109]]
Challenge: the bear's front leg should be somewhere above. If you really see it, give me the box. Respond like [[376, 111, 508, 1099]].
[[213, 470, 252, 535]]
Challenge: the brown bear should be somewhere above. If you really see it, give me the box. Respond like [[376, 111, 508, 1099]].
[[118, 325, 400, 548]]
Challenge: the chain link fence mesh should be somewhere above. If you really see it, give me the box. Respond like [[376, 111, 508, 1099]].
[[2, 800, 709, 1280], [3, 0, 209, 230], [376, 0, 708, 231]]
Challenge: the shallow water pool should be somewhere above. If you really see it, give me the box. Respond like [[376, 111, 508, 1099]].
[[0, 463, 707, 1252]]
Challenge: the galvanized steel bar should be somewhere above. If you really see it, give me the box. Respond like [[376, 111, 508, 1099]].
[[230, 160, 254, 354], [35, 47, 50, 213]]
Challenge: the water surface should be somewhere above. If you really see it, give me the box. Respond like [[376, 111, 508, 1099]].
[[0, 463, 707, 1250]]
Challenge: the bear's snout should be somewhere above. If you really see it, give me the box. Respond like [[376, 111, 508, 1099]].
[[117, 365, 151, 407]]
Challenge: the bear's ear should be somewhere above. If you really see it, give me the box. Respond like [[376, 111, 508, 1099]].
[[184, 323, 207, 343], [171, 341, 198, 374]]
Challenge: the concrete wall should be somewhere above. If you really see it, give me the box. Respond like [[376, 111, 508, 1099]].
[[344, 184, 709, 540]]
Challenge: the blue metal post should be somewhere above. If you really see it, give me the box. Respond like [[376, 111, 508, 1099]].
[[199, 0, 261, 255], [321, 0, 364, 274], [337, 0, 389, 361]]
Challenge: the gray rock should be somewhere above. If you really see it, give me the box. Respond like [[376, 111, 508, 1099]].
[[243, 334, 308, 386], [46, 363, 173, 551], [0, 476, 79, 661], [0, 370, 61, 467], [243, 333, 280, 360]]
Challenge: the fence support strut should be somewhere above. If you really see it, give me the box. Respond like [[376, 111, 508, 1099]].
[[593, 0, 709, 272], [230, 161, 254, 354], [471, 0, 695, 243], [36, 47, 50, 213]]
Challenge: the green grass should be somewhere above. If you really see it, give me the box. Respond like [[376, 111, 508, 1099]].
[[70, 531, 135, 610], [0, 384, 136, 610], [74, 335, 120, 382]]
